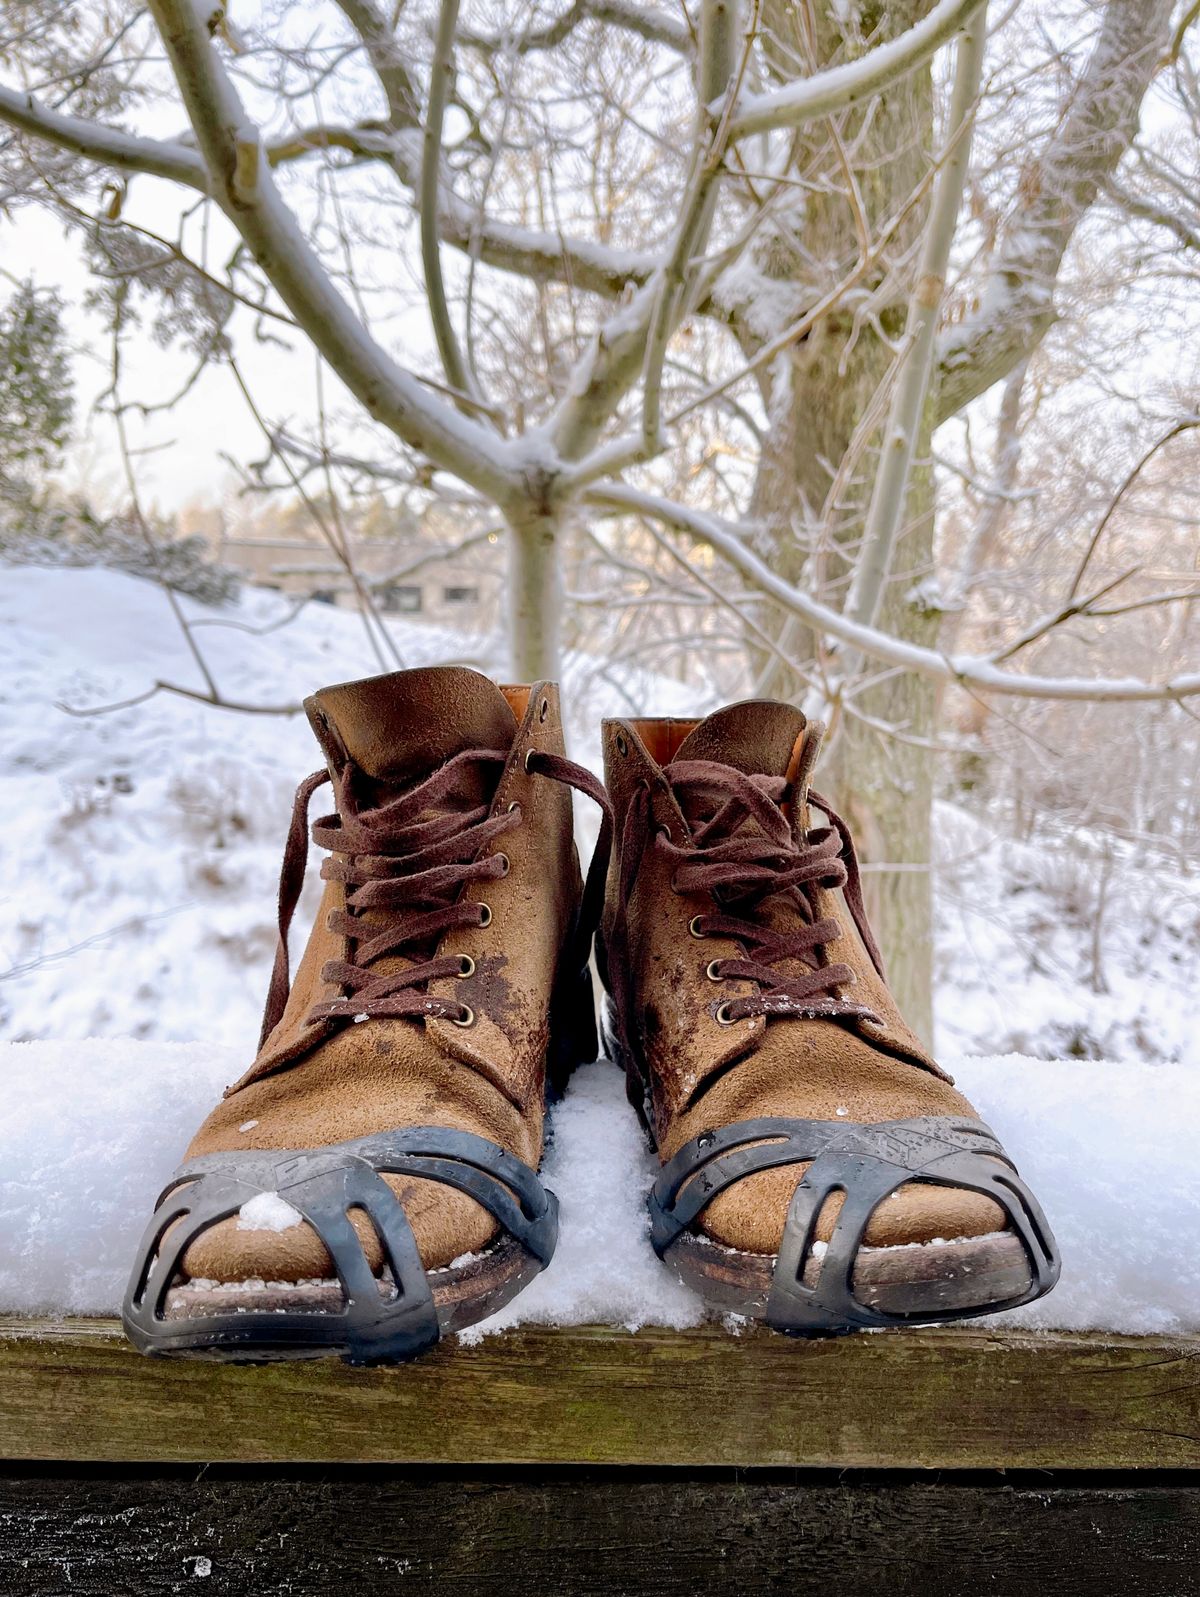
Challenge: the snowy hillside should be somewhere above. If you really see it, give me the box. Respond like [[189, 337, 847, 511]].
[[0, 564, 691, 1044], [936, 805, 1200, 1065], [2, 563, 1195, 1062]]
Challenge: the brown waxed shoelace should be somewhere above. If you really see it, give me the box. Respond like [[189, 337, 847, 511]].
[[259, 746, 612, 1050], [613, 757, 882, 1029]]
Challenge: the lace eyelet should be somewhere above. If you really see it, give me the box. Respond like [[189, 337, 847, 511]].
[[477, 902, 492, 927], [615, 732, 628, 757], [457, 955, 475, 978], [539, 696, 549, 723], [494, 852, 510, 876], [524, 747, 537, 773], [715, 1001, 736, 1025], [451, 1004, 475, 1027], [688, 915, 706, 938], [705, 960, 724, 983], [506, 800, 521, 815]]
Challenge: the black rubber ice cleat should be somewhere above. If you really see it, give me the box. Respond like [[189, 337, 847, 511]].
[[123, 1126, 558, 1364], [648, 1114, 1060, 1334]]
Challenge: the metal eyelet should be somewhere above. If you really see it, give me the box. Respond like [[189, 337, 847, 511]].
[[615, 732, 628, 757], [477, 903, 492, 927], [451, 1005, 475, 1027], [457, 955, 475, 978], [715, 1002, 736, 1025], [688, 915, 706, 938], [494, 852, 510, 876], [507, 800, 521, 815], [539, 696, 549, 722], [524, 747, 537, 773], [705, 960, 724, 983]]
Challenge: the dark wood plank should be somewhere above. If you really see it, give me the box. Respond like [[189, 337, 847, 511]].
[[2, 1318, 1198, 1469], [1, 1468, 1199, 1596]]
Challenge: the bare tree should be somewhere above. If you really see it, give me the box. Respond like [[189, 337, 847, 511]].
[[2, 0, 1196, 1031]]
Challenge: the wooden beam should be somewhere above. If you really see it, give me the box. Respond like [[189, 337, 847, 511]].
[[1, 1318, 1197, 1469], [3, 1468, 1200, 1595]]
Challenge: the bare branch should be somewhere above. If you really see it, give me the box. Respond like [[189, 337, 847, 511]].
[[725, 0, 986, 140], [458, 0, 694, 56], [546, 0, 742, 464], [0, 81, 206, 187], [588, 484, 1200, 704], [841, 6, 985, 659], [420, 0, 485, 409], [1066, 416, 1200, 600], [146, 0, 517, 498], [936, 0, 1175, 421]]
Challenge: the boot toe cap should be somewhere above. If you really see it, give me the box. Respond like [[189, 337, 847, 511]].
[[697, 1166, 1007, 1256], [178, 1175, 499, 1285]]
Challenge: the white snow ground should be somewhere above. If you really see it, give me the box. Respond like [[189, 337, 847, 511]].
[[1, 563, 1198, 1331], [1, 1040, 1196, 1334]]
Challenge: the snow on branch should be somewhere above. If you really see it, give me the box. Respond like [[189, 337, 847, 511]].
[[936, 0, 1176, 422], [841, 8, 986, 661], [587, 484, 1200, 705], [0, 82, 207, 188], [457, 0, 693, 56], [724, 0, 986, 140]]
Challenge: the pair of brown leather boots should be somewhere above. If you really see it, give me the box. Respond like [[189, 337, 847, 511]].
[[123, 666, 1058, 1363]]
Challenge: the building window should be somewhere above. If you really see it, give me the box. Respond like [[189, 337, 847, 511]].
[[378, 584, 422, 614], [443, 585, 479, 604]]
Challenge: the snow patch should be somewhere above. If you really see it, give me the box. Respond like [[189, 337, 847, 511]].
[[2, 1040, 1197, 1334], [462, 1060, 706, 1340], [236, 1191, 304, 1233]]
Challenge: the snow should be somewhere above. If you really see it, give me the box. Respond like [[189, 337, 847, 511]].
[[460, 1061, 704, 1340], [951, 1056, 1200, 1336], [0, 1038, 234, 1316], [237, 1191, 304, 1233], [1, 1037, 1197, 1334], [713, 251, 811, 345], [935, 805, 1200, 1066]]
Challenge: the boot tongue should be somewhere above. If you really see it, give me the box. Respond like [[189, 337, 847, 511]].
[[673, 699, 807, 779], [305, 665, 518, 785], [670, 699, 810, 837]]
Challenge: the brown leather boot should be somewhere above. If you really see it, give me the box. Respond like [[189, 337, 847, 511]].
[[124, 666, 608, 1362], [598, 700, 1059, 1333]]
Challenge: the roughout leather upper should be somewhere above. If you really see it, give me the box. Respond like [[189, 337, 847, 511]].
[[599, 701, 1006, 1255], [180, 666, 584, 1284]]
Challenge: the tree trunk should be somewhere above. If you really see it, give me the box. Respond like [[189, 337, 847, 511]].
[[505, 505, 563, 682], [742, 0, 940, 1039]]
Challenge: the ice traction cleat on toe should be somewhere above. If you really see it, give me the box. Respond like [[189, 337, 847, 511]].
[[125, 1128, 558, 1363], [648, 1114, 1059, 1332]]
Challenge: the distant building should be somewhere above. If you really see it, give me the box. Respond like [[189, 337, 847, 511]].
[[196, 504, 503, 630]]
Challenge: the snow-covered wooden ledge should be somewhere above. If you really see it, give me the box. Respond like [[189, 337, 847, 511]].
[[4, 1041, 1199, 1486], [1, 1317, 1197, 1469]]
